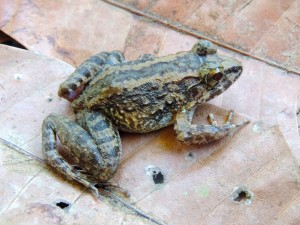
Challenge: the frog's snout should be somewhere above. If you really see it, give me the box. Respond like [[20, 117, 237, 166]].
[[220, 56, 243, 82]]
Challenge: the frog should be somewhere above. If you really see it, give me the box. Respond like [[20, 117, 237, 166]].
[[42, 40, 248, 196]]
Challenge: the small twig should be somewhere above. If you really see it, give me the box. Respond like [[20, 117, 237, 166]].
[[102, 189, 166, 225], [0, 137, 44, 163], [0, 139, 165, 224]]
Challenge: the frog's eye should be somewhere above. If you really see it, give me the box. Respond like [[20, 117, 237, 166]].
[[211, 71, 223, 81], [203, 67, 224, 87]]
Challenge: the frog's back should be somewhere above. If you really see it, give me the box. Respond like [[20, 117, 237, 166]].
[[72, 51, 202, 110], [71, 51, 203, 132]]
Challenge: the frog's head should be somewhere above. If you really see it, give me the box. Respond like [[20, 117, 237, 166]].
[[191, 40, 243, 103]]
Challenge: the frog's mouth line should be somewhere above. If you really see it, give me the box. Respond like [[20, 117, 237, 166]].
[[199, 67, 242, 103]]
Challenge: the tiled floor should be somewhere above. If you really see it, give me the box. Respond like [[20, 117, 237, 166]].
[[108, 0, 300, 73], [0, 0, 300, 224]]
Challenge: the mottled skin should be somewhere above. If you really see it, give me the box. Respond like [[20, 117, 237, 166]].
[[42, 40, 248, 196]]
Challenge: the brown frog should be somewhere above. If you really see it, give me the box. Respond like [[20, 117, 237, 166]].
[[42, 40, 248, 196]]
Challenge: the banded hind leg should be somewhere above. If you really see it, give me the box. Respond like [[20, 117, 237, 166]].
[[174, 107, 249, 144], [42, 110, 121, 196], [58, 50, 125, 101]]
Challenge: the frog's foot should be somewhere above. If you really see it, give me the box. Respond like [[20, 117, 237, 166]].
[[42, 112, 122, 197], [175, 108, 250, 145], [58, 50, 125, 101]]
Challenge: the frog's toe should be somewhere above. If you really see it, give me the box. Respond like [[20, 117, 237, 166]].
[[224, 110, 250, 127], [224, 110, 234, 125], [207, 111, 234, 126], [236, 119, 251, 127], [208, 112, 218, 126], [207, 110, 249, 135]]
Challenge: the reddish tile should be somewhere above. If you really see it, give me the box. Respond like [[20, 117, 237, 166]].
[[0, 80, 71, 149], [221, 57, 262, 119], [136, 126, 300, 225], [62, 193, 125, 225], [111, 104, 249, 202], [0, 134, 149, 225], [124, 20, 165, 60], [0, 45, 73, 113], [201, 144, 299, 224], [120, 132, 160, 159], [159, 28, 197, 55], [1, 2, 300, 224], [0, 0, 135, 66], [216, 0, 294, 51], [253, 1, 300, 70], [221, 54, 300, 161], [259, 66, 299, 125], [0, 0, 15, 28], [185, 0, 250, 35], [114, 0, 152, 10], [0, 45, 74, 155], [0, 144, 44, 213], [290, 47, 300, 70], [111, 0, 299, 71], [150, 0, 204, 22], [271, 195, 300, 225], [258, 64, 300, 158]]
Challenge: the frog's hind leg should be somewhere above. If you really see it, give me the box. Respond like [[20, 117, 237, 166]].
[[42, 111, 121, 196], [58, 51, 125, 101], [174, 107, 249, 144]]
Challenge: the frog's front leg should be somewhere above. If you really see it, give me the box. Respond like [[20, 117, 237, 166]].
[[58, 50, 125, 101], [174, 107, 249, 144], [42, 110, 121, 196]]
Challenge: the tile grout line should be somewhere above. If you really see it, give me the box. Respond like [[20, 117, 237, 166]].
[[180, 1, 208, 25], [267, 193, 300, 225], [215, 0, 254, 31], [2, 168, 45, 213], [250, 0, 298, 54], [0, 137, 44, 163], [281, 41, 300, 67], [102, 0, 300, 75]]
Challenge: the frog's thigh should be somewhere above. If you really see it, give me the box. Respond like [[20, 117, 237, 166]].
[[42, 113, 121, 194], [75, 109, 122, 171], [174, 108, 248, 144], [59, 51, 125, 99]]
